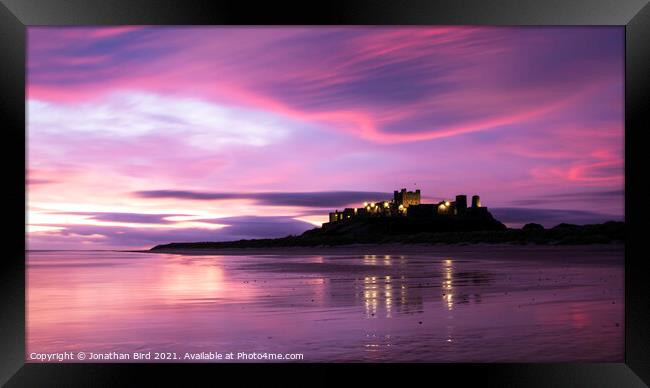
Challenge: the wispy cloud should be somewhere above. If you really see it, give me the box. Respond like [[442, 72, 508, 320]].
[[491, 207, 623, 228], [28, 27, 623, 143], [133, 190, 392, 208], [60, 212, 188, 224], [28, 216, 315, 250], [508, 189, 624, 206], [28, 92, 295, 150]]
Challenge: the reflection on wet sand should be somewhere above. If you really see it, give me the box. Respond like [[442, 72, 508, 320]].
[[358, 274, 424, 318], [27, 247, 624, 362], [443, 258, 454, 310], [346, 256, 490, 318]]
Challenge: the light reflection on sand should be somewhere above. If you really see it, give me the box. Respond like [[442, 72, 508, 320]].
[[27, 246, 624, 362]]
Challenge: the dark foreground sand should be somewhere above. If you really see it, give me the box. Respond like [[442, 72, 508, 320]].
[[144, 243, 623, 266], [30, 245, 624, 362]]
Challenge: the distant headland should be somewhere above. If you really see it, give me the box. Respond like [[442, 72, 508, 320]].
[[150, 188, 624, 251]]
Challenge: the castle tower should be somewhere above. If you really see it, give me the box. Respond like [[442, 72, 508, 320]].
[[456, 195, 467, 214], [394, 188, 421, 208], [471, 195, 481, 208]]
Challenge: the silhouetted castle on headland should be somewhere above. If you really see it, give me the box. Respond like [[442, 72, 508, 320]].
[[328, 188, 489, 224], [149, 187, 624, 250]]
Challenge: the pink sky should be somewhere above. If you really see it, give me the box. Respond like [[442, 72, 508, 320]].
[[26, 27, 624, 249]]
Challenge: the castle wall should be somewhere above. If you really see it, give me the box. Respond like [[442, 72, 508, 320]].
[[326, 189, 487, 226], [407, 204, 436, 218], [342, 208, 355, 220]]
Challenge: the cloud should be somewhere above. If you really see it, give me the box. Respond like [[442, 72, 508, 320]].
[[61, 212, 188, 224], [26, 178, 55, 185], [199, 216, 315, 239], [508, 189, 624, 206], [491, 207, 623, 228], [133, 190, 392, 208], [28, 27, 623, 143], [543, 189, 624, 199], [28, 91, 294, 150], [28, 216, 316, 250]]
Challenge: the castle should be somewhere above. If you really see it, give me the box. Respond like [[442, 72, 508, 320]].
[[328, 188, 488, 224]]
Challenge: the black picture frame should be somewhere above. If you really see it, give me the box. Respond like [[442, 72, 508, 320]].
[[1, 0, 649, 386]]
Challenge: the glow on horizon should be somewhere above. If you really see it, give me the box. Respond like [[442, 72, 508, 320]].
[[27, 26, 624, 249], [293, 216, 329, 227]]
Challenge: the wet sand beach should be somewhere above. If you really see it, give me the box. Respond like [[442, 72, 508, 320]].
[[27, 244, 623, 362]]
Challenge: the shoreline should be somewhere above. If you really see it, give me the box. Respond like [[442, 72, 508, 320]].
[[148, 222, 624, 253], [138, 242, 624, 265]]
